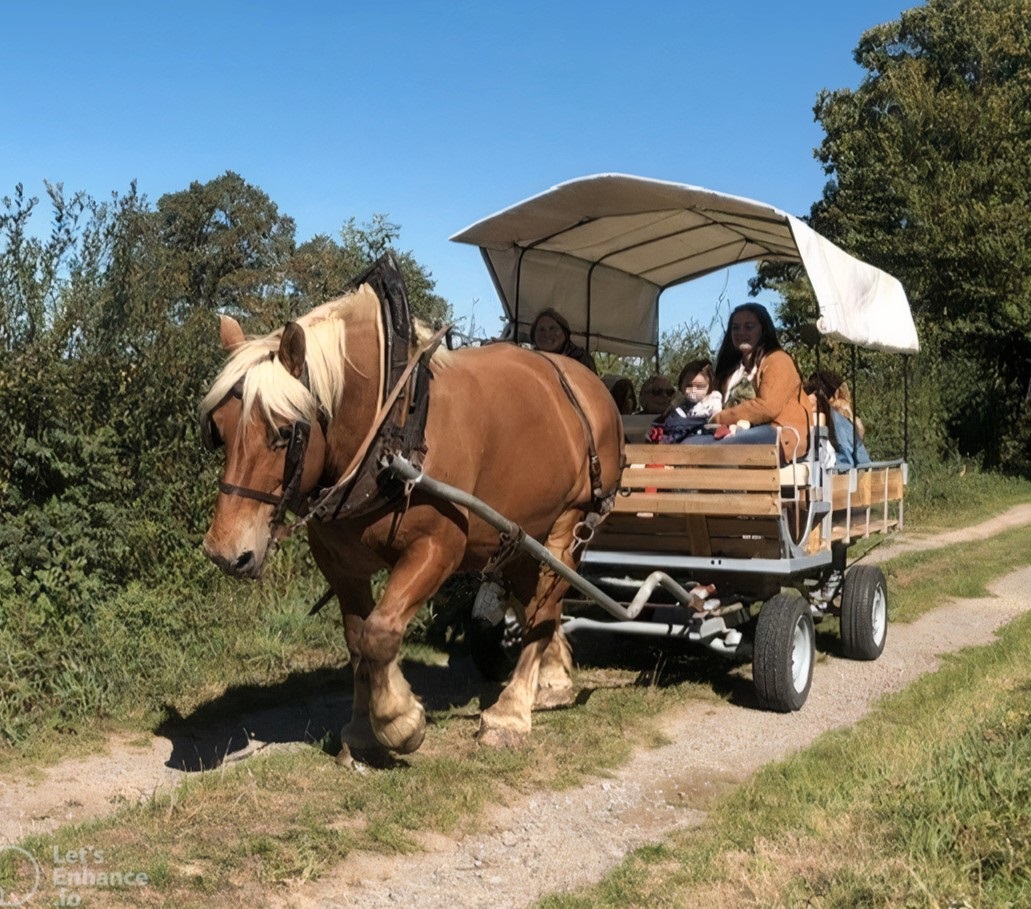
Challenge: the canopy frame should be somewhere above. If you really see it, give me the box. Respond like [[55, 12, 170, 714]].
[[451, 173, 919, 359]]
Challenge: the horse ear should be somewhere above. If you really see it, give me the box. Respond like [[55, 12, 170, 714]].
[[219, 315, 246, 351], [278, 322, 306, 379]]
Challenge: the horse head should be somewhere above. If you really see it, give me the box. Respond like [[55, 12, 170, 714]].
[[200, 315, 332, 578]]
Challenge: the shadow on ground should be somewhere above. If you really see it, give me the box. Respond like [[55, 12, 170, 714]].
[[568, 627, 752, 705], [152, 622, 764, 773], [153, 654, 487, 772]]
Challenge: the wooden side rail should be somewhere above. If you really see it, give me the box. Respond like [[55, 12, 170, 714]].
[[598, 443, 791, 558], [827, 461, 906, 542], [594, 444, 907, 559]]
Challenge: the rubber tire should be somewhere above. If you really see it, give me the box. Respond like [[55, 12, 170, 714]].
[[465, 609, 522, 682], [840, 565, 888, 661], [753, 592, 815, 712]]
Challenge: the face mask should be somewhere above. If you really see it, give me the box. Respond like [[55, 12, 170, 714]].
[[684, 388, 706, 404]]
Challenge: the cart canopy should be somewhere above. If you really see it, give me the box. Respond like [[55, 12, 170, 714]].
[[450, 173, 919, 358]]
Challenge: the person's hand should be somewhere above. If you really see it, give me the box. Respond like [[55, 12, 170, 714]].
[[647, 426, 664, 443]]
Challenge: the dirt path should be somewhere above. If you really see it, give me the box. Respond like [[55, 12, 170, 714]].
[[2, 504, 1029, 907]]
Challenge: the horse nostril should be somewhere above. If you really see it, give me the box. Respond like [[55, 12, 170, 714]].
[[230, 551, 256, 575]]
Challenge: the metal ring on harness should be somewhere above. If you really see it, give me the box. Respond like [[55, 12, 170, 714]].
[[571, 517, 598, 555]]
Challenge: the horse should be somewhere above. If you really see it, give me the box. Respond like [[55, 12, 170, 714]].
[[199, 274, 624, 756]]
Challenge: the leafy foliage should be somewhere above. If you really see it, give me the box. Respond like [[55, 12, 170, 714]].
[[289, 213, 450, 324], [0, 174, 452, 745], [757, 0, 1031, 473]]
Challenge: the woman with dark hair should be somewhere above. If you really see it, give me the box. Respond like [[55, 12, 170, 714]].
[[686, 303, 812, 463], [530, 307, 597, 373]]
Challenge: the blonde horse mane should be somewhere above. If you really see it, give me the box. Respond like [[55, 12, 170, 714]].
[[200, 283, 450, 437]]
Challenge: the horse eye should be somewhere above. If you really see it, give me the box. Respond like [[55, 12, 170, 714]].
[[269, 426, 292, 449]]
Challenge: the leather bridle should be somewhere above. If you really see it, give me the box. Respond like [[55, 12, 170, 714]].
[[202, 377, 317, 526]]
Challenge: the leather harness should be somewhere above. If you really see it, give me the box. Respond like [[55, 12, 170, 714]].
[[203, 254, 440, 535], [204, 256, 616, 573]]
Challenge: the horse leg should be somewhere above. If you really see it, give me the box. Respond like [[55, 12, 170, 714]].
[[340, 610, 382, 754], [304, 532, 385, 758], [310, 572, 382, 755], [504, 556, 576, 710], [359, 537, 463, 754], [478, 509, 580, 747], [536, 625, 575, 709]]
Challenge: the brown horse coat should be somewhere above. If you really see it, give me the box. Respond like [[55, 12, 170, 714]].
[[201, 285, 623, 754]]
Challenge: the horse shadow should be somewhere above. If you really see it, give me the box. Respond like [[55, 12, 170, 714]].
[[153, 630, 762, 772], [154, 654, 486, 772]]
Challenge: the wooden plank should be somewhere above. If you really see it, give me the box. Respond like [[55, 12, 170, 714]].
[[706, 516, 781, 539], [593, 531, 779, 559], [830, 473, 852, 511], [687, 515, 712, 555], [620, 466, 782, 492], [601, 513, 692, 534], [602, 513, 779, 541], [831, 517, 898, 541], [610, 490, 782, 516], [624, 443, 780, 468], [886, 467, 905, 500], [853, 470, 874, 507], [590, 533, 699, 554], [708, 536, 780, 558]]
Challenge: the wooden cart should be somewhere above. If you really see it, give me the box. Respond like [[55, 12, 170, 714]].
[[432, 174, 920, 711]]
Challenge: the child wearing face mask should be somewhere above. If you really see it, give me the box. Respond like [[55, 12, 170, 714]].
[[648, 360, 723, 443]]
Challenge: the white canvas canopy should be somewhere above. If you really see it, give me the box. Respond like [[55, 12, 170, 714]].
[[450, 173, 919, 358]]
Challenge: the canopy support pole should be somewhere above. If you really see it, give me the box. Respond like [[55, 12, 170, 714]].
[[851, 345, 859, 465]]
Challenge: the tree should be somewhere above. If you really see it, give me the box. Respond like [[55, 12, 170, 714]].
[[758, 0, 1031, 473], [288, 213, 451, 324], [156, 171, 296, 325]]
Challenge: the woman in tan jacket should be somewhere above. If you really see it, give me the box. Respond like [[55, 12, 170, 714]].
[[686, 303, 812, 463]]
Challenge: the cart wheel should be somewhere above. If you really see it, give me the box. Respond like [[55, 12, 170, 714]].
[[465, 609, 522, 682], [753, 592, 814, 712], [840, 565, 888, 660]]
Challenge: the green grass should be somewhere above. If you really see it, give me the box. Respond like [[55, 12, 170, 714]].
[[538, 588, 1031, 909], [883, 522, 1031, 622], [1, 472, 1029, 905], [904, 464, 1031, 530]]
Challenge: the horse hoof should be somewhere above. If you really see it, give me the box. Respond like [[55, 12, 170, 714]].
[[476, 713, 530, 749], [335, 743, 371, 772], [340, 721, 381, 754], [533, 683, 575, 710], [476, 723, 527, 749], [373, 704, 426, 754]]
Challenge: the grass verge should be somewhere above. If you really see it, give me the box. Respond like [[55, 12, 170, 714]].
[[881, 522, 1031, 623], [904, 466, 1031, 530], [539, 608, 1031, 909]]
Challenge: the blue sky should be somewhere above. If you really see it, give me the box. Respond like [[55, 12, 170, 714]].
[[1, 1, 913, 343]]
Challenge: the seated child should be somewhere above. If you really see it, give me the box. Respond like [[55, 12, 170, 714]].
[[648, 360, 723, 443]]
